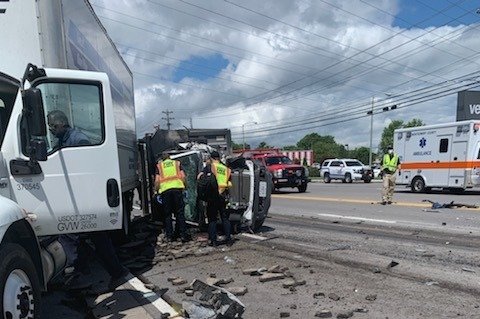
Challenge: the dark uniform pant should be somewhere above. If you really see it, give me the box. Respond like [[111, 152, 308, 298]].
[[206, 193, 231, 244], [161, 188, 187, 239]]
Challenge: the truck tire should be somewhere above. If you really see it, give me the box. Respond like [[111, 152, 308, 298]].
[[411, 177, 426, 193], [323, 173, 331, 183], [363, 177, 372, 183], [0, 243, 41, 319], [298, 183, 307, 193], [344, 173, 353, 183]]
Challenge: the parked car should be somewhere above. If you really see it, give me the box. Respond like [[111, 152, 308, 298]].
[[320, 159, 373, 183]]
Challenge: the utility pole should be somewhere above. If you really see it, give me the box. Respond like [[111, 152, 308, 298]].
[[189, 117, 193, 129], [161, 110, 174, 130]]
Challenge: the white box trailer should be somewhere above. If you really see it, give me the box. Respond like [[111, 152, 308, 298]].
[[394, 120, 480, 193], [0, 1, 138, 317]]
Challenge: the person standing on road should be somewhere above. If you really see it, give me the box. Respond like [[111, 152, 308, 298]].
[[155, 152, 190, 242], [381, 146, 401, 205], [198, 151, 233, 246]]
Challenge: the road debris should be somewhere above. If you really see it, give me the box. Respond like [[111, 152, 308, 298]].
[[259, 273, 286, 282], [422, 200, 478, 209], [461, 267, 476, 273], [328, 292, 341, 301], [182, 279, 245, 319], [365, 294, 377, 301], [315, 310, 333, 318], [336, 310, 354, 318], [388, 261, 399, 268]]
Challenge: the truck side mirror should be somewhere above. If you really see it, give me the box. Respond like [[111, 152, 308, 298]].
[[23, 88, 46, 137], [23, 88, 47, 162]]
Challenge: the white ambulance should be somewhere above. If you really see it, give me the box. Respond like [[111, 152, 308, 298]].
[[394, 120, 480, 193]]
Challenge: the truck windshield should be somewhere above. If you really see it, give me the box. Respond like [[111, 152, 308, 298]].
[[265, 156, 292, 165], [0, 76, 19, 148]]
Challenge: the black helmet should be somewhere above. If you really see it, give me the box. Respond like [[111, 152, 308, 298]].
[[210, 150, 220, 159]]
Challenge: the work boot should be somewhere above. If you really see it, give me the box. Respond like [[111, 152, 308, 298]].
[[387, 201, 393, 205], [380, 201, 387, 205]]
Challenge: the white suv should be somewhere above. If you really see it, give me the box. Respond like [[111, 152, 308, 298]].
[[320, 159, 373, 183]]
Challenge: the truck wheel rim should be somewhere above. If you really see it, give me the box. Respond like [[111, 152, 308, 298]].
[[4, 269, 34, 319]]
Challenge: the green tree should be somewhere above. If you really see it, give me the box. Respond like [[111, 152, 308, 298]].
[[379, 119, 424, 154], [283, 145, 299, 150], [232, 141, 243, 150], [257, 141, 271, 149], [351, 146, 370, 165]]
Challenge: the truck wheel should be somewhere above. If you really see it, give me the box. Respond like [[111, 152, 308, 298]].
[[323, 173, 331, 183], [411, 177, 426, 193], [363, 177, 372, 183], [344, 173, 353, 183], [298, 183, 307, 193], [0, 243, 41, 319]]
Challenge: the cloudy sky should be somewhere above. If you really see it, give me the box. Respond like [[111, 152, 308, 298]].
[[90, 0, 480, 150]]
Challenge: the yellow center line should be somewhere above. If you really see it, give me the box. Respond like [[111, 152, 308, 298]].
[[272, 194, 480, 211]]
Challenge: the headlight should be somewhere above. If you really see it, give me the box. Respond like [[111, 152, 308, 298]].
[[295, 170, 302, 177], [274, 169, 283, 178], [304, 167, 309, 177]]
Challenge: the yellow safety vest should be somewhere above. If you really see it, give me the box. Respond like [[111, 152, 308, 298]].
[[382, 154, 399, 173], [157, 159, 185, 194], [212, 161, 231, 194]]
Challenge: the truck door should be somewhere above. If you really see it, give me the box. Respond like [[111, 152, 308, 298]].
[[449, 141, 467, 187], [7, 69, 122, 236], [435, 134, 452, 186]]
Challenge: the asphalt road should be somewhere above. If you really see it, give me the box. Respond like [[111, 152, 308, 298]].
[[42, 180, 480, 318], [271, 181, 480, 235]]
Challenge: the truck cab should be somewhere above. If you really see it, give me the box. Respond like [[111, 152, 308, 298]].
[[253, 153, 309, 192]]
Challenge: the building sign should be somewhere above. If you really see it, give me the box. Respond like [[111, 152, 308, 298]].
[[457, 90, 480, 121]]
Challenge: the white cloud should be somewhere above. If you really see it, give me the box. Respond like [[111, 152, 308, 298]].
[[92, 0, 480, 149]]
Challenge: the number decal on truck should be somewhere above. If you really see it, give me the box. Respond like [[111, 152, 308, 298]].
[[57, 214, 98, 232], [16, 182, 40, 191]]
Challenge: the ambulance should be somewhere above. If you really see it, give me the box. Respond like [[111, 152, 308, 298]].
[[394, 120, 480, 193]]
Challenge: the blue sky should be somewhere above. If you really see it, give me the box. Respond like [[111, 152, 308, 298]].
[[172, 53, 230, 82], [393, 0, 479, 29]]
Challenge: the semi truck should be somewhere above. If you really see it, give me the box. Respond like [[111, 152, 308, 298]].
[[0, 1, 138, 317], [0, 1, 271, 317], [394, 120, 480, 193]]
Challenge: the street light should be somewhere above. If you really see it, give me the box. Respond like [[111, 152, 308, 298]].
[[368, 94, 393, 167], [242, 121, 257, 150]]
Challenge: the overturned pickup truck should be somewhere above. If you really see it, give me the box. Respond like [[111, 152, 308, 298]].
[[138, 132, 272, 231]]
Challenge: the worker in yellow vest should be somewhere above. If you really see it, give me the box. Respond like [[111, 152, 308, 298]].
[[155, 152, 190, 242], [198, 150, 233, 246], [381, 146, 401, 205]]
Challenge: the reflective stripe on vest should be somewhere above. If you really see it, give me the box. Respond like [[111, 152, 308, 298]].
[[212, 162, 231, 193], [382, 154, 399, 173], [158, 159, 185, 194]]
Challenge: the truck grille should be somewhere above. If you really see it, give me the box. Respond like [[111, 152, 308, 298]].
[[284, 169, 304, 177]]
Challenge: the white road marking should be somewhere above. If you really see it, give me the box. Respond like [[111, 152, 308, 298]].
[[317, 213, 397, 224], [241, 233, 268, 240], [124, 274, 181, 317]]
